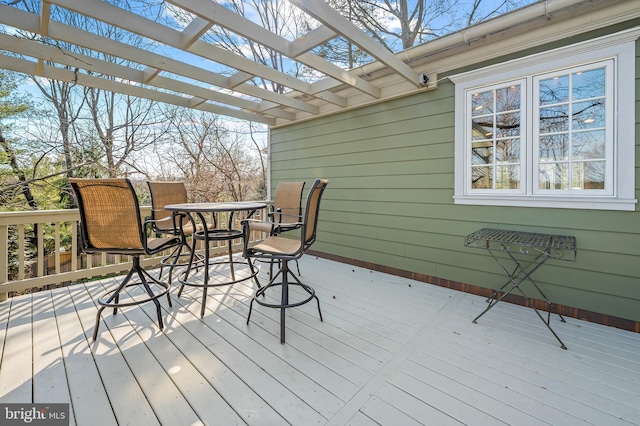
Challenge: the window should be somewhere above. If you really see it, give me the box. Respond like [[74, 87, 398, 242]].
[[451, 29, 637, 210], [469, 81, 525, 192]]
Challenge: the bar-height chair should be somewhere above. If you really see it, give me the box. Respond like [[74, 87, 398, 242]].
[[69, 178, 182, 341], [251, 181, 305, 235], [248, 181, 305, 276], [147, 181, 205, 284], [242, 178, 329, 343]]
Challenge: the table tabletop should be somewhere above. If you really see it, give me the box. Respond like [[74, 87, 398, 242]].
[[465, 227, 577, 261], [164, 201, 266, 213]]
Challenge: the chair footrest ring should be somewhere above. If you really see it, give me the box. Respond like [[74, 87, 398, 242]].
[[178, 260, 258, 288], [98, 281, 170, 308], [161, 251, 205, 268], [194, 229, 244, 241], [253, 281, 316, 309]]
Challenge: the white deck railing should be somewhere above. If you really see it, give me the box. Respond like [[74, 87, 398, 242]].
[[0, 206, 267, 301]]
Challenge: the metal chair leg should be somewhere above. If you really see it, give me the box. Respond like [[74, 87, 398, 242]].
[[246, 259, 321, 344], [92, 257, 170, 341]]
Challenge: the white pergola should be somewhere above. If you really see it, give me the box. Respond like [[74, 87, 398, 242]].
[[0, 0, 430, 126]]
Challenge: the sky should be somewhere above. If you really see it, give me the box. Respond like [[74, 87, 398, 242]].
[[0, 0, 532, 135]]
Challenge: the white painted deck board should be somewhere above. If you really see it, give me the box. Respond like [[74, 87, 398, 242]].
[[66, 284, 156, 426], [1, 255, 639, 425], [372, 382, 464, 426], [31, 291, 77, 426], [50, 285, 118, 425], [1, 296, 33, 403], [164, 286, 334, 424]]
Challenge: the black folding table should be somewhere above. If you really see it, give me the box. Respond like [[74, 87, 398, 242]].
[[464, 228, 577, 349]]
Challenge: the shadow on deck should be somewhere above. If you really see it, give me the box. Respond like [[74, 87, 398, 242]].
[[1, 256, 639, 425]]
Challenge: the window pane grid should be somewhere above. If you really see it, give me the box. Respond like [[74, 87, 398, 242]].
[[470, 85, 522, 190], [537, 65, 608, 192]]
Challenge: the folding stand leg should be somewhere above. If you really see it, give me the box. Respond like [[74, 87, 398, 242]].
[[473, 249, 567, 350], [511, 280, 567, 350], [502, 249, 565, 324]]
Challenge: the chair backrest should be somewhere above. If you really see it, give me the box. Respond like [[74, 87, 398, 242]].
[[273, 181, 305, 223], [147, 181, 188, 233], [69, 178, 145, 252], [302, 179, 329, 249]]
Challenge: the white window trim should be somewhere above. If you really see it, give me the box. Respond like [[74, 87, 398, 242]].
[[450, 28, 639, 211], [465, 78, 527, 195]]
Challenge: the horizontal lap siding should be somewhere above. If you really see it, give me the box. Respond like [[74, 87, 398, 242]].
[[269, 39, 640, 323]]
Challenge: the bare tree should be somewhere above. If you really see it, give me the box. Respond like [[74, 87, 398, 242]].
[[324, 0, 533, 64], [155, 106, 265, 202], [84, 86, 168, 178], [0, 70, 36, 209], [9, 0, 169, 184]]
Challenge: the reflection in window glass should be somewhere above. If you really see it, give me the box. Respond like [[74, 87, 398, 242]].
[[472, 166, 493, 189], [495, 165, 520, 189], [572, 68, 605, 100], [572, 100, 605, 130], [496, 112, 520, 138], [539, 75, 569, 105], [537, 66, 606, 192], [572, 131, 605, 160], [496, 139, 520, 163], [496, 86, 520, 111], [469, 84, 522, 190], [472, 91, 493, 116], [472, 117, 493, 141], [539, 105, 569, 133], [576, 161, 605, 189], [539, 134, 569, 161], [472, 142, 493, 165], [539, 163, 569, 190]]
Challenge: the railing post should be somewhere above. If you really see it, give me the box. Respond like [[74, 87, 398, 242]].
[[0, 224, 8, 302]]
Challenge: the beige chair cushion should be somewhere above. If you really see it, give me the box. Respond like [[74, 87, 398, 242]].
[[252, 236, 302, 255]]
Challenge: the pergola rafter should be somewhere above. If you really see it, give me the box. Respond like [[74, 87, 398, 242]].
[[0, 0, 429, 125]]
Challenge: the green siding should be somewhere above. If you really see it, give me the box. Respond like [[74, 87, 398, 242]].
[[269, 27, 640, 322]]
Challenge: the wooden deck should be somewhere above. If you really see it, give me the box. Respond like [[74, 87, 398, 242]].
[[1, 255, 639, 425]]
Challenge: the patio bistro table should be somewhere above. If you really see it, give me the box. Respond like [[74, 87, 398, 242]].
[[464, 228, 577, 349], [165, 201, 266, 317]]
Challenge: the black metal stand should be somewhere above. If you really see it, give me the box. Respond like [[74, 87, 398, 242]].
[[465, 228, 576, 350]]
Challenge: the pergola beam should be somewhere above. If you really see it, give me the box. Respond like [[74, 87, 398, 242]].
[[47, 0, 321, 112], [289, 0, 420, 87], [0, 53, 274, 125], [0, 32, 293, 122], [0, 0, 428, 124], [166, 0, 382, 99], [0, 4, 318, 116]]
